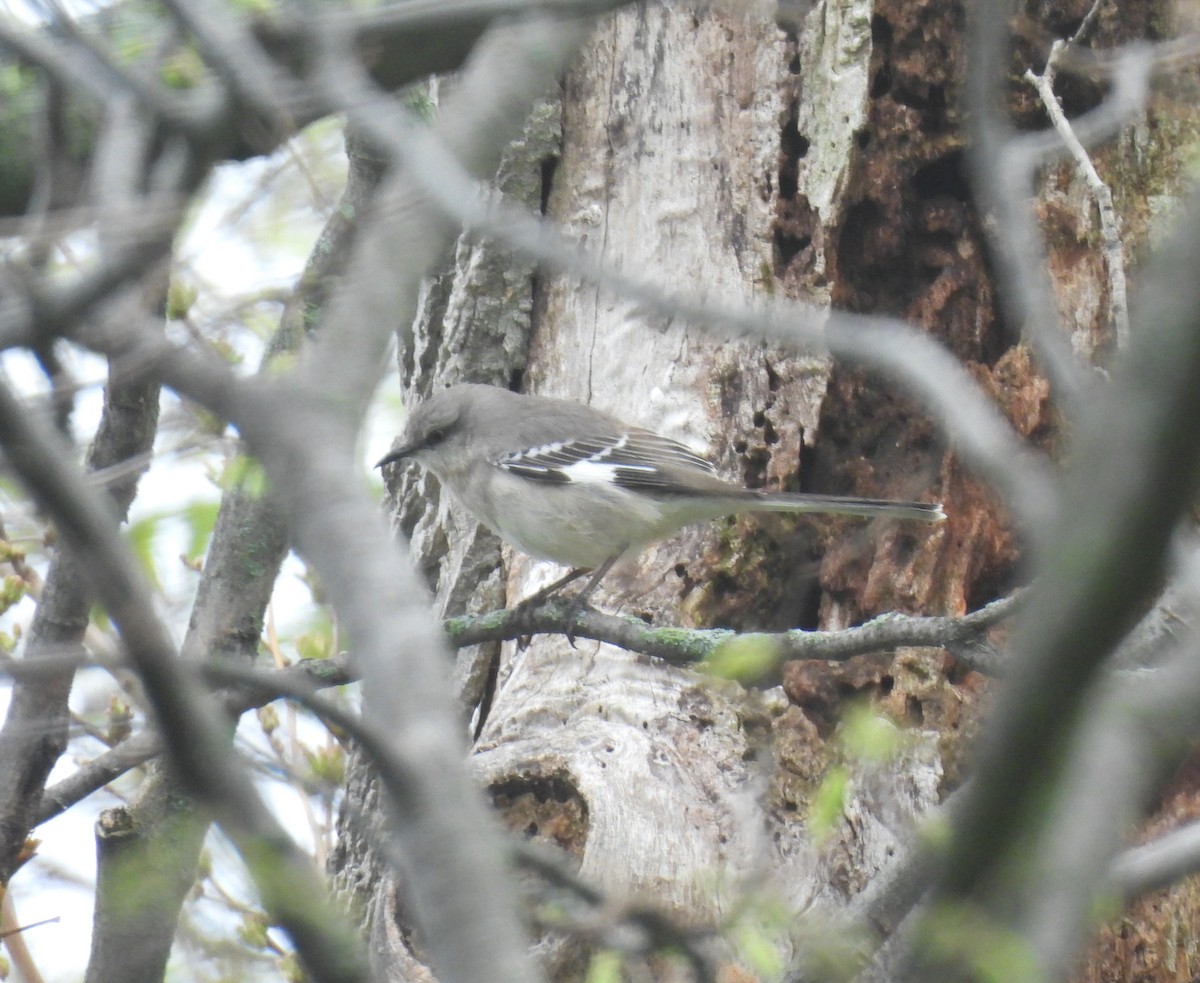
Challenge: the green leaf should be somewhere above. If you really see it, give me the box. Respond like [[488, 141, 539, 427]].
[[182, 501, 220, 563], [106, 695, 133, 744], [295, 625, 333, 662], [809, 766, 849, 842], [703, 634, 780, 682], [585, 950, 623, 983], [90, 603, 112, 633], [237, 913, 272, 951], [0, 574, 25, 613], [919, 903, 1039, 983], [736, 922, 784, 981], [258, 705, 280, 736], [840, 704, 901, 763], [160, 45, 206, 90], [209, 338, 244, 366], [304, 744, 345, 786], [220, 455, 269, 497], [125, 514, 163, 590], [263, 349, 299, 376], [0, 63, 32, 97], [403, 88, 438, 124], [281, 952, 304, 983], [166, 278, 198, 320]]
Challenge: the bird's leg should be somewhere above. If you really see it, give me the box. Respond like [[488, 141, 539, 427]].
[[562, 555, 619, 646], [516, 567, 590, 611], [512, 573, 588, 651], [512, 568, 591, 651], [512, 554, 621, 645]]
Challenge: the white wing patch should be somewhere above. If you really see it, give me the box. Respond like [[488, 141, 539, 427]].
[[557, 459, 656, 484], [496, 429, 714, 494]]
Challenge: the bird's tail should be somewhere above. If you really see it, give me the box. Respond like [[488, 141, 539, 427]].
[[746, 492, 946, 523]]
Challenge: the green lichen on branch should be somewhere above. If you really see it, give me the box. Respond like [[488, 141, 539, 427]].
[[442, 592, 1017, 676]]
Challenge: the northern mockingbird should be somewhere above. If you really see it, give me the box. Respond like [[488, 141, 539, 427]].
[[378, 383, 944, 617]]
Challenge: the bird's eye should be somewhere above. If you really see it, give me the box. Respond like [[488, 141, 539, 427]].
[[426, 427, 447, 446]]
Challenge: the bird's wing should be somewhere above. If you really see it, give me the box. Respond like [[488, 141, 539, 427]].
[[494, 427, 725, 496]]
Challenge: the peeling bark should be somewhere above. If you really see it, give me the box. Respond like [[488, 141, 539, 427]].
[[351, 1, 1200, 981]]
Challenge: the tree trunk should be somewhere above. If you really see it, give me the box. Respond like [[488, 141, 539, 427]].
[[342, 1, 1196, 980]]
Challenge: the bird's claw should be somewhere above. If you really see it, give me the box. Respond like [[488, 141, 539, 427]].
[[563, 593, 586, 648]]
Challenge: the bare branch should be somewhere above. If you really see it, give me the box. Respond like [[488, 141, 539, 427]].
[[1025, 657, 1200, 976], [36, 729, 159, 825], [321, 63, 1054, 527], [32, 590, 1017, 833], [198, 657, 722, 983], [1015, 536, 1200, 978], [0, 382, 370, 981], [62, 15, 601, 983], [0, 0, 635, 219], [0, 346, 160, 883], [18, 7, 199, 135], [1032, 40, 1159, 151], [0, 186, 190, 351], [1110, 820, 1200, 899], [923, 177, 1200, 975], [965, 0, 1089, 410], [0, 17, 179, 128], [448, 592, 1017, 676], [1, 887, 49, 983], [160, 0, 309, 145], [1024, 33, 1136, 348]]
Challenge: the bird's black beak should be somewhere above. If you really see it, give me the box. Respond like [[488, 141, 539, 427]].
[[375, 444, 414, 470]]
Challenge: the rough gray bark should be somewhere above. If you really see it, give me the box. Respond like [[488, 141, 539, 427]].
[[331, 89, 563, 962], [1, 0, 1193, 979], [362, 3, 946, 979]]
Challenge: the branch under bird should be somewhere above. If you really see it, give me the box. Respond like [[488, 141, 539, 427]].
[[377, 383, 945, 634]]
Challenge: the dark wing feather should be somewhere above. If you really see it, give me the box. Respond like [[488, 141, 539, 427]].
[[494, 427, 722, 496]]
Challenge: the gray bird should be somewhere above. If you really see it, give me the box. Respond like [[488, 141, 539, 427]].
[[378, 383, 944, 618]]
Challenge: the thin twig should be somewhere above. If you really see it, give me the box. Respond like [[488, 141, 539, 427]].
[[0, 887, 48, 983], [1025, 18, 1132, 347], [920, 172, 1200, 981], [318, 51, 1055, 530], [0, 379, 370, 981], [1111, 819, 1200, 898], [968, 0, 1090, 412], [32, 593, 1021, 827], [0, 17, 188, 132]]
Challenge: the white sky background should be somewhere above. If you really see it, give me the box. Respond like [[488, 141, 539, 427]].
[[0, 109, 409, 980]]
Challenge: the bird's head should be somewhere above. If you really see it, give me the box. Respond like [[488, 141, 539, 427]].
[[374, 385, 480, 476]]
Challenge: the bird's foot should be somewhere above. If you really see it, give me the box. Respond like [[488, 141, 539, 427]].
[[514, 555, 619, 647], [510, 568, 587, 648], [563, 592, 589, 648]]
